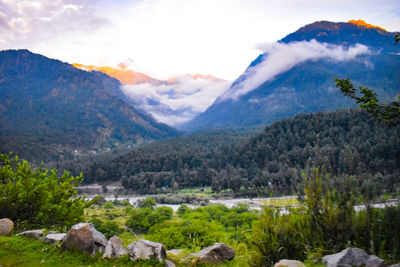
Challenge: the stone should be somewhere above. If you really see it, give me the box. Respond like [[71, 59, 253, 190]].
[[18, 229, 45, 239], [62, 223, 107, 256], [43, 233, 66, 245], [127, 239, 166, 262], [366, 255, 385, 267], [274, 259, 306, 267], [165, 259, 176, 267], [188, 243, 235, 264], [103, 236, 127, 258], [167, 249, 184, 256], [0, 218, 14, 235], [388, 264, 400, 267], [322, 248, 370, 267]]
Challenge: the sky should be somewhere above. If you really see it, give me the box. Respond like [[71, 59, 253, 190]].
[[1, 0, 399, 126], [0, 0, 399, 81]]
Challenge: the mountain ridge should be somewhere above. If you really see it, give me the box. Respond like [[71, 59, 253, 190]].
[[0, 49, 180, 163], [182, 20, 400, 131]]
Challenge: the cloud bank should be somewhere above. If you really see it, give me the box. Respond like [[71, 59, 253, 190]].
[[0, 0, 108, 47], [219, 40, 371, 100], [121, 75, 230, 126]]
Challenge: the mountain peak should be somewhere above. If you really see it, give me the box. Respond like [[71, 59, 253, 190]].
[[72, 63, 161, 85], [279, 20, 397, 53], [348, 19, 386, 31]]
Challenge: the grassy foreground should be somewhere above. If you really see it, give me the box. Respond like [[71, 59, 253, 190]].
[[0, 235, 163, 267]]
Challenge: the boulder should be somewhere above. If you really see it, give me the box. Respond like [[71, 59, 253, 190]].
[[274, 259, 306, 267], [127, 239, 166, 262], [366, 255, 385, 267], [389, 264, 400, 267], [0, 218, 14, 235], [43, 233, 66, 245], [62, 223, 107, 256], [322, 248, 371, 267], [103, 236, 127, 258], [188, 243, 235, 264], [18, 229, 45, 239]]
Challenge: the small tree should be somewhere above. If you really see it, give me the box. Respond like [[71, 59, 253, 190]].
[[335, 78, 400, 126], [0, 154, 90, 229], [335, 34, 400, 126]]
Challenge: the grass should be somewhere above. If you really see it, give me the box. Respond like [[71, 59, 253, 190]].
[[261, 196, 300, 207], [0, 235, 163, 267]]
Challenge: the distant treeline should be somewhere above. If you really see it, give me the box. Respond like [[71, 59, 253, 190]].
[[53, 109, 400, 197]]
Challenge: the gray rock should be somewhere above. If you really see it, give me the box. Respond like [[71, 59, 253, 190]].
[[322, 248, 370, 267], [43, 233, 66, 245], [366, 255, 385, 267], [165, 259, 176, 267], [0, 218, 14, 235], [62, 223, 107, 256], [274, 259, 306, 267], [388, 264, 400, 267], [103, 236, 127, 258], [18, 229, 45, 239], [127, 239, 166, 262], [188, 243, 235, 264]]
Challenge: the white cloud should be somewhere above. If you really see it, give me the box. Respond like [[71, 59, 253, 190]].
[[219, 40, 371, 100], [121, 75, 230, 125], [0, 0, 109, 48]]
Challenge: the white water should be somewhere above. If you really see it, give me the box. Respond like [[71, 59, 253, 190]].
[[84, 195, 297, 211], [84, 194, 398, 212]]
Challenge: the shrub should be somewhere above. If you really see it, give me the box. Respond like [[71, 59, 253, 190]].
[[177, 204, 189, 216], [100, 221, 124, 239], [138, 197, 157, 209], [126, 206, 173, 233], [126, 208, 152, 233], [149, 219, 225, 249], [0, 154, 90, 229], [103, 201, 114, 210], [90, 217, 103, 230]]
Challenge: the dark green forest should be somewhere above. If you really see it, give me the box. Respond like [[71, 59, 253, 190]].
[[52, 109, 400, 197]]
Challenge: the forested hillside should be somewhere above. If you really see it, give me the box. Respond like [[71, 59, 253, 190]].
[[55, 109, 400, 197], [183, 20, 400, 131], [0, 50, 179, 164]]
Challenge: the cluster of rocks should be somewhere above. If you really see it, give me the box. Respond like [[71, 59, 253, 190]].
[[270, 247, 400, 267], [322, 247, 399, 267], [0, 219, 235, 266], [2, 218, 400, 266]]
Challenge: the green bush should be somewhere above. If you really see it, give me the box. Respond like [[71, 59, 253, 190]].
[[138, 197, 157, 209], [100, 221, 124, 239], [90, 218, 103, 230], [249, 168, 400, 264], [126, 208, 152, 233], [126, 206, 173, 233], [0, 154, 90, 229], [103, 201, 114, 210], [149, 219, 225, 249], [177, 204, 189, 216]]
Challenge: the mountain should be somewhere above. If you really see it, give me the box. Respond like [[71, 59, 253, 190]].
[[280, 19, 398, 52], [72, 63, 164, 85], [183, 20, 400, 131], [72, 63, 230, 126], [0, 50, 179, 163]]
